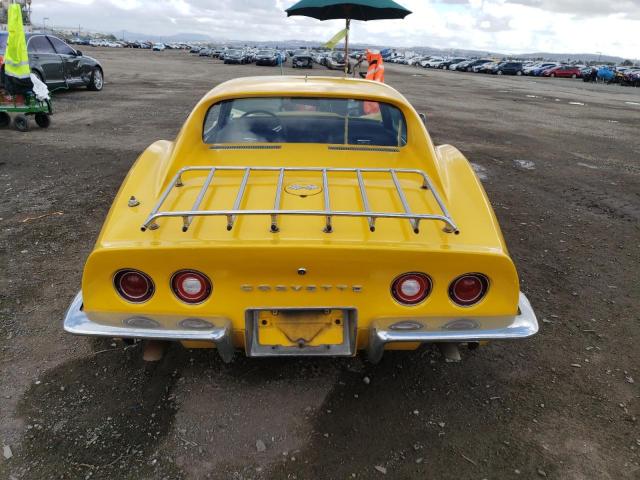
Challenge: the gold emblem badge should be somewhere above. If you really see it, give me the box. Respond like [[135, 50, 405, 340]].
[[284, 183, 322, 197]]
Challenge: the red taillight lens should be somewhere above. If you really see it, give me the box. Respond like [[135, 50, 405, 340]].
[[449, 274, 488, 306], [391, 273, 432, 305], [171, 270, 211, 304], [114, 269, 154, 303]]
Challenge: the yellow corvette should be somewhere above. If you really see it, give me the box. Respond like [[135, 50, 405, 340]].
[[64, 76, 538, 362]]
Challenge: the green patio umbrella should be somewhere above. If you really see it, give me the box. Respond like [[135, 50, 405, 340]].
[[286, 0, 412, 75]]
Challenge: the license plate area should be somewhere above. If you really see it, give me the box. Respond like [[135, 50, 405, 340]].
[[246, 308, 356, 357]]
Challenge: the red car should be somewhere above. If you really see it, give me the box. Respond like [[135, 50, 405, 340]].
[[542, 65, 582, 78]]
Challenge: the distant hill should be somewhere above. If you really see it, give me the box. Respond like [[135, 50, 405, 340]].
[[524, 52, 626, 63], [117, 30, 213, 43]]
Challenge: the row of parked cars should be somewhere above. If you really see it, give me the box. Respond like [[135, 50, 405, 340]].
[[69, 38, 191, 50], [394, 55, 639, 84], [415, 56, 586, 77], [190, 46, 315, 69]]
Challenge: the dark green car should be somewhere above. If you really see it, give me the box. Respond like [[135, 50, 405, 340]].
[[0, 33, 103, 91]]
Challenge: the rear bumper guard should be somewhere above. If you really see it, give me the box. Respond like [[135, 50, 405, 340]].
[[63, 292, 235, 363], [367, 292, 538, 363]]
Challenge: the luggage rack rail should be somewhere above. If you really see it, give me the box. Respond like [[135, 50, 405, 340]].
[[141, 166, 459, 235]]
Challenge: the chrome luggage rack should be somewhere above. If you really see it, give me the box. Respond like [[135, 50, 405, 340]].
[[141, 166, 459, 235]]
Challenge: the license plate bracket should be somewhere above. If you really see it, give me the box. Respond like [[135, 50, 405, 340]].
[[246, 308, 356, 357]]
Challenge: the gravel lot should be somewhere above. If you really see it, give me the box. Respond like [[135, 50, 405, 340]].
[[1, 48, 639, 480]]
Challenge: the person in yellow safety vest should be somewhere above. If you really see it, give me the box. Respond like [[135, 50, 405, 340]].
[[365, 49, 385, 83], [2, 4, 33, 95]]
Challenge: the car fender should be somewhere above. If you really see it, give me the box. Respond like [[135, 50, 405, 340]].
[[434, 144, 510, 255], [30, 64, 46, 83], [93, 140, 175, 247], [78, 56, 102, 83]]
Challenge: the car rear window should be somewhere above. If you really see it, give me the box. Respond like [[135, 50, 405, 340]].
[[203, 97, 407, 147], [0, 33, 7, 54]]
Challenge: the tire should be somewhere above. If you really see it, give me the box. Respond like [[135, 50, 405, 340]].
[[516, 71, 522, 76], [497, 70, 503, 75], [0, 112, 9, 128], [35, 113, 51, 128], [14, 114, 29, 132], [571, 74, 577, 79], [87, 67, 103, 91]]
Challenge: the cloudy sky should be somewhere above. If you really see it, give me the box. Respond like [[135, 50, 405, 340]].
[[32, 0, 640, 58]]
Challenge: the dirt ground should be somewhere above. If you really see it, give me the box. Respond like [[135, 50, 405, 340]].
[[1, 48, 639, 480]]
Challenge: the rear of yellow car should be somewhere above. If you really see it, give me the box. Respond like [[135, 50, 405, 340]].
[[63, 76, 538, 362]]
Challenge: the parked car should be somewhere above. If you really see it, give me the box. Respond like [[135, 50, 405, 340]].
[[473, 61, 498, 73], [524, 62, 553, 75], [450, 59, 472, 71], [422, 57, 444, 68], [152, 43, 165, 52], [326, 51, 350, 72], [0, 32, 103, 91], [495, 62, 524, 75], [440, 58, 467, 70], [198, 48, 212, 57], [460, 59, 492, 72], [542, 65, 582, 78], [255, 49, 279, 66], [292, 50, 313, 69], [621, 69, 640, 87], [528, 63, 558, 76], [63, 75, 538, 363], [189, 46, 201, 54], [223, 49, 249, 64]]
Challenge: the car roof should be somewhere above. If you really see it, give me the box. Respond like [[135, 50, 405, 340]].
[[203, 76, 408, 105]]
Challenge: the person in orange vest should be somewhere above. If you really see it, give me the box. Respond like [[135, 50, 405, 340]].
[[365, 49, 385, 83], [362, 49, 385, 115]]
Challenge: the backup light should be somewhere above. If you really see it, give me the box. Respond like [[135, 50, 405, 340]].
[[171, 270, 212, 304], [391, 273, 432, 305]]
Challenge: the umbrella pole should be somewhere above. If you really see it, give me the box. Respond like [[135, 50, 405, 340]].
[[344, 18, 350, 77]]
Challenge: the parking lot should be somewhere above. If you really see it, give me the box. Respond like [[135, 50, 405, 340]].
[[1, 48, 639, 479]]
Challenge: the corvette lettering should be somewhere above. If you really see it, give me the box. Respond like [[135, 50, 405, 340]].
[[241, 284, 363, 292]]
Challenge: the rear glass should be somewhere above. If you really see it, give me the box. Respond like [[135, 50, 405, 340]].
[[0, 33, 7, 53], [203, 97, 407, 147]]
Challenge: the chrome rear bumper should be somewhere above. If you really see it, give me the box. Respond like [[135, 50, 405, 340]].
[[367, 292, 538, 363], [63, 292, 235, 363], [64, 291, 537, 364]]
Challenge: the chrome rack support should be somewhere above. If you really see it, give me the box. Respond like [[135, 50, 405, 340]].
[[141, 170, 185, 231], [356, 169, 375, 232], [271, 168, 285, 232], [183, 168, 216, 232], [390, 170, 420, 234], [322, 169, 332, 233], [227, 168, 250, 231], [417, 171, 458, 234]]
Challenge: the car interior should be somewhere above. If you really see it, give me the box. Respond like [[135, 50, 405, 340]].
[[203, 97, 407, 147]]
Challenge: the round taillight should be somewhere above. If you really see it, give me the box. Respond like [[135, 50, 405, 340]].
[[171, 270, 211, 304], [449, 274, 489, 306], [114, 269, 154, 303], [391, 273, 432, 305]]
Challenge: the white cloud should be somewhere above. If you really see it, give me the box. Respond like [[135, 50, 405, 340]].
[[30, 0, 640, 59]]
